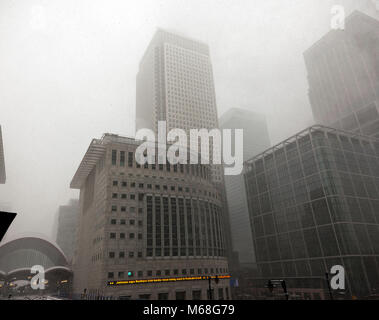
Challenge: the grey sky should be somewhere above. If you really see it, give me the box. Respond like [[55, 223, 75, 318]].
[[0, 0, 378, 240]]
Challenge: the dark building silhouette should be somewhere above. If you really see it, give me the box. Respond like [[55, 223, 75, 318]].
[[304, 11, 379, 137], [219, 108, 270, 266], [55, 199, 79, 263]]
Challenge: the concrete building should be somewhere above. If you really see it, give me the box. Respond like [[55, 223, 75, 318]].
[[136, 29, 233, 268], [219, 108, 271, 266], [70, 134, 230, 300], [0, 125, 6, 184], [55, 199, 79, 263], [244, 125, 379, 299], [304, 11, 379, 137]]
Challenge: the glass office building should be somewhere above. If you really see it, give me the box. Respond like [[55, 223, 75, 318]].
[[304, 11, 379, 138], [244, 125, 379, 299]]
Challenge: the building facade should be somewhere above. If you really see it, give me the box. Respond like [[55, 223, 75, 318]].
[[0, 125, 5, 184], [219, 108, 271, 266], [136, 28, 233, 268], [70, 134, 230, 300], [55, 199, 79, 263], [244, 126, 379, 299], [304, 11, 379, 137]]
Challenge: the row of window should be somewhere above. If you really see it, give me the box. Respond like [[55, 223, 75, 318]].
[[111, 149, 211, 181], [109, 232, 143, 240], [118, 287, 229, 300], [111, 179, 218, 199], [107, 266, 228, 279], [111, 205, 143, 213], [110, 219, 142, 226]]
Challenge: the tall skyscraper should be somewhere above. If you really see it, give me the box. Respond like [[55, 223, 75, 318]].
[[136, 29, 233, 263], [55, 199, 79, 263], [0, 126, 6, 184], [136, 29, 217, 131], [304, 11, 379, 137], [244, 125, 379, 299], [70, 134, 230, 299], [219, 108, 271, 266]]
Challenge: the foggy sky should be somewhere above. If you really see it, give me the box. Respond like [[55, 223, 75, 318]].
[[0, 0, 378, 241]]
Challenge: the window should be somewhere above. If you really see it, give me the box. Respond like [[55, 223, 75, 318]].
[[111, 205, 117, 212], [176, 291, 186, 300], [111, 219, 116, 225], [120, 151, 125, 167], [112, 150, 117, 166], [158, 293, 169, 300], [112, 193, 118, 199], [120, 233, 125, 239], [192, 290, 201, 300], [128, 152, 133, 167], [218, 288, 224, 300], [109, 252, 115, 258], [110, 233, 116, 239], [121, 194, 127, 199], [119, 251, 125, 258], [113, 180, 118, 186], [118, 271, 124, 278], [108, 272, 114, 278]]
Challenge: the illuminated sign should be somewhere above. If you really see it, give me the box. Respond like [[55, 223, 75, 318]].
[[107, 275, 231, 286]]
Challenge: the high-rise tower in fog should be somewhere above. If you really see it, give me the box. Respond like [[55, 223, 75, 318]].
[[136, 29, 223, 180], [219, 108, 271, 266], [304, 11, 379, 136], [136, 29, 233, 263]]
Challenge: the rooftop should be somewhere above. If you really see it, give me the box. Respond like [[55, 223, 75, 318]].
[[244, 125, 379, 165]]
